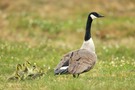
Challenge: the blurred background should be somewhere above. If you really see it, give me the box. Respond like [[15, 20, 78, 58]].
[[0, 0, 135, 47]]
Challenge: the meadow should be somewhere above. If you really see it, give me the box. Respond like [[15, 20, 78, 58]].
[[0, 0, 135, 90]]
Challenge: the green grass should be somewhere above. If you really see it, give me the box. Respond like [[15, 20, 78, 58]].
[[0, 0, 135, 90], [0, 40, 135, 90]]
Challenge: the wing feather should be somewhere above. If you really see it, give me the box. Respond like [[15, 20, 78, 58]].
[[54, 52, 73, 74], [68, 49, 97, 74]]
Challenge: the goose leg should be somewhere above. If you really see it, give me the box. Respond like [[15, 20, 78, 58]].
[[73, 74, 79, 78]]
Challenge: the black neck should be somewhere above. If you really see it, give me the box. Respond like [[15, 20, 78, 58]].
[[84, 16, 93, 41]]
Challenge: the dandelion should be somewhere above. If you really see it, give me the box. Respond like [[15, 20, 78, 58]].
[[11, 56, 14, 59], [122, 56, 125, 59], [110, 61, 116, 67], [43, 65, 46, 67], [34, 63, 37, 65], [120, 64, 123, 67], [103, 46, 107, 50], [48, 66, 50, 70], [111, 61, 115, 64], [121, 60, 125, 63]]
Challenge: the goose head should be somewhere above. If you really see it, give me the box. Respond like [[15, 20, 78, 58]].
[[89, 12, 104, 20]]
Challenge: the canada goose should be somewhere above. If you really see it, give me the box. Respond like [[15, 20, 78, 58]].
[[23, 61, 32, 73], [16, 64, 25, 77], [54, 12, 104, 77], [7, 72, 21, 81], [8, 61, 45, 80], [26, 63, 40, 78], [8, 64, 25, 81], [31, 68, 45, 79]]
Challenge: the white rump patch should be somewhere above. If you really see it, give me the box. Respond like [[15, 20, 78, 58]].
[[80, 38, 95, 53], [90, 14, 97, 19], [60, 66, 69, 70]]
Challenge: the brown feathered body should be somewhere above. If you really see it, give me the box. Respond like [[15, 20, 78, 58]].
[[54, 49, 97, 77]]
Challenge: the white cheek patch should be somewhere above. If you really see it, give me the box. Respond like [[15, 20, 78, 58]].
[[90, 14, 97, 19]]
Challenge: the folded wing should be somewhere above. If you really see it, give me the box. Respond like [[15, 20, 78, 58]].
[[54, 49, 97, 75], [68, 49, 97, 74]]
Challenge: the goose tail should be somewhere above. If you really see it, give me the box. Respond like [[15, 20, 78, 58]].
[[54, 66, 69, 75]]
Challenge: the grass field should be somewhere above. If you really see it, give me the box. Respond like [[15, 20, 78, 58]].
[[0, 0, 135, 90]]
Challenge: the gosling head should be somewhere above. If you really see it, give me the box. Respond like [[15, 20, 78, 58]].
[[89, 12, 104, 20]]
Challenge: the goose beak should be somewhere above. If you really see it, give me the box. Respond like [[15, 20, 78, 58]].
[[98, 15, 104, 18]]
